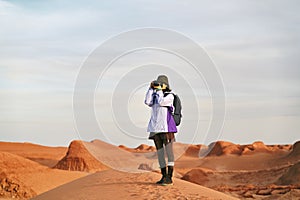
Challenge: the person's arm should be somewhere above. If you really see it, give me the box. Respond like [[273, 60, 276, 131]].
[[144, 88, 154, 106], [157, 91, 174, 107]]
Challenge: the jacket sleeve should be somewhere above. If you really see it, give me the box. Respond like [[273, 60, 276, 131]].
[[144, 88, 154, 106], [157, 91, 174, 107]]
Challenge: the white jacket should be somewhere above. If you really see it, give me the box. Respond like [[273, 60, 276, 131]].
[[144, 88, 177, 133]]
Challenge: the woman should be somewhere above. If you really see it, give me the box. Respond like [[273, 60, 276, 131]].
[[144, 75, 177, 185]]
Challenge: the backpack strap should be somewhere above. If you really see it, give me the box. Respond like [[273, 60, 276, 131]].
[[163, 92, 175, 114]]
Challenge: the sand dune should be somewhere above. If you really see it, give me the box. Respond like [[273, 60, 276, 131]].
[[0, 151, 87, 199], [0, 141, 67, 167], [0, 152, 40, 199], [82, 140, 192, 172], [32, 169, 238, 200], [82, 139, 159, 172]]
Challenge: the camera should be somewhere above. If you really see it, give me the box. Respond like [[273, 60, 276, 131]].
[[151, 80, 162, 89], [152, 81, 161, 87]]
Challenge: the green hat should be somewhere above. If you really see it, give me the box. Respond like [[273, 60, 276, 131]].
[[157, 75, 170, 89]]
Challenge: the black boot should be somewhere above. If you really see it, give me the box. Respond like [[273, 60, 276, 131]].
[[156, 167, 167, 184], [162, 166, 173, 186]]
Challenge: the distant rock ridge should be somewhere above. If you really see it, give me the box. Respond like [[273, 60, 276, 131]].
[[136, 144, 156, 152], [118, 141, 294, 157], [118, 141, 295, 157], [54, 140, 109, 172], [118, 144, 155, 152], [206, 141, 292, 156]]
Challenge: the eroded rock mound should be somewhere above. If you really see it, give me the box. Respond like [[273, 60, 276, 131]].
[[181, 168, 212, 185], [207, 141, 241, 156], [277, 162, 300, 185], [184, 145, 201, 157], [138, 163, 154, 171], [288, 141, 300, 158], [54, 140, 108, 172], [135, 144, 156, 152], [242, 141, 271, 155]]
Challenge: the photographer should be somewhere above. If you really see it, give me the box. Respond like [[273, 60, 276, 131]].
[[144, 75, 177, 186]]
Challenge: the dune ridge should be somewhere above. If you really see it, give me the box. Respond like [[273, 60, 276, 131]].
[[0, 141, 67, 167], [32, 169, 238, 200]]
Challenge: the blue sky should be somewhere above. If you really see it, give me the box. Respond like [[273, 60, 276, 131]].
[[0, 0, 299, 147]]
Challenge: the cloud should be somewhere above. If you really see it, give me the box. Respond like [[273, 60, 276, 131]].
[[0, 0, 16, 15]]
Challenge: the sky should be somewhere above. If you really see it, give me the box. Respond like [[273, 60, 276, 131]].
[[0, 0, 299, 147]]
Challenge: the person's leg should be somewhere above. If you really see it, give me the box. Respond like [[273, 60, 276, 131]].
[[165, 140, 174, 167], [153, 134, 166, 168], [163, 133, 175, 185], [153, 133, 166, 184]]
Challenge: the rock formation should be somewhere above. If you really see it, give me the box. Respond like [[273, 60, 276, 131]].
[[54, 140, 108, 172]]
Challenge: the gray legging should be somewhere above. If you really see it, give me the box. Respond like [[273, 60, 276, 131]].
[[153, 133, 175, 168]]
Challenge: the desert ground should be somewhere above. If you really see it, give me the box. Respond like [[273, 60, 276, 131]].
[[0, 139, 299, 200]]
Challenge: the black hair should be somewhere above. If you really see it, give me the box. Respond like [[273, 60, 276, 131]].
[[163, 87, 172, 93]]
